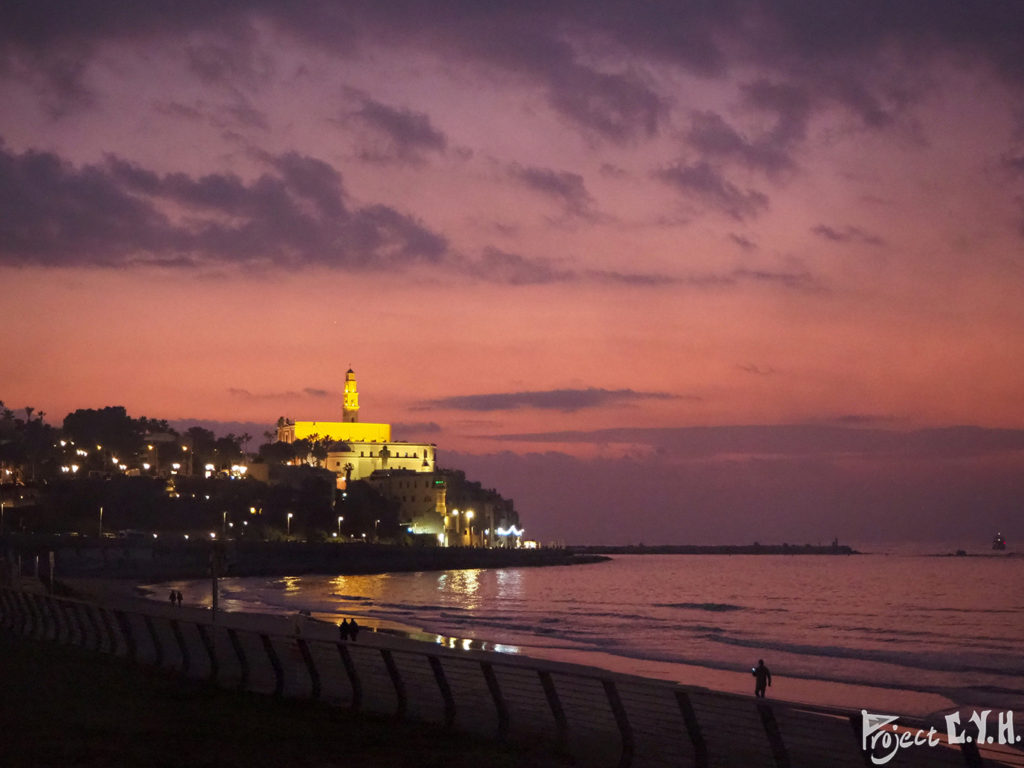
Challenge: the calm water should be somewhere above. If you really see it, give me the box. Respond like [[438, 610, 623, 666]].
[[157, 554, 1024, 716]]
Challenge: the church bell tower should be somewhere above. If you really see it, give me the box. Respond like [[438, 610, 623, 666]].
[[342, 369, 360, 422]]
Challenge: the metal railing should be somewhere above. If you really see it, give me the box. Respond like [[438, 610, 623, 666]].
[[0, 587, 1018, 768]]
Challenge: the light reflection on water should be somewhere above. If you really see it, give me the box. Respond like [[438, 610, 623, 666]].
[[150, 555, 1024, 713]]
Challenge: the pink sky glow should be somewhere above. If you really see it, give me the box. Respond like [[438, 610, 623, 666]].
[[2, 2, 1023, 545]]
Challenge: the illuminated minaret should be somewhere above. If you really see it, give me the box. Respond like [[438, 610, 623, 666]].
[[342, 368, 359, 423]]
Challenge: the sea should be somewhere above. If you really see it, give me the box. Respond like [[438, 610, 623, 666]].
[[149, 548, 1024, 720]]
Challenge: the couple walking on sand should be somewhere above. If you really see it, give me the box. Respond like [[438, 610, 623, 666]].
[[339, 618, 360, 641]]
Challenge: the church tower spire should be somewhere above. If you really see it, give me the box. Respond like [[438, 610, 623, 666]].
[[342, 368, 359, 422]]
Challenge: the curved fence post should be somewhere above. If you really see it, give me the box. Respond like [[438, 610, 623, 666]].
[[675, 689, 709, 768], [538, 670, 569, 749], [20, 592, 34, 636], [196, 623, 218, 682], [227, 628, 248, 691], [379, 648, 407, 718], [337, 643, 362, 710], [261, 634, 284, 697], [98, 608, 119, 654], [960, 738, 985, 768], [296, 638, 321, 700], [25, 593, 43, 638], [25, 592, 39, 637], [481, 661, 509, 738], [69, 602, 87, 647], [170, 619, 190, 674], [56, 599, 75, 644], [83, 603, 103, 651], [428, 656, 456, 729], [144, 614, 164, 667], [602, 679, 634, 768], [42, 596, 60, 641], [114, 610, 136, 663]]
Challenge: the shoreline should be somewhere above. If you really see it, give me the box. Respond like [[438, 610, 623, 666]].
[[70, 575, 961, 722]]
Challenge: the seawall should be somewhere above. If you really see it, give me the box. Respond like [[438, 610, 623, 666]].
[[1, 536, 608, 581]]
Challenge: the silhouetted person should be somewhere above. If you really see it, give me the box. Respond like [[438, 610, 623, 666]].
[[175, 590, 183, 607], [169, 589, 176, 606], [752, 659, 772, 698], [339, 618, 350, 641], [349, 618, 360, 642]]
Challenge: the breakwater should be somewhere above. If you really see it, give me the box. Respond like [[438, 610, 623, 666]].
[[568, 543, 858, 555]]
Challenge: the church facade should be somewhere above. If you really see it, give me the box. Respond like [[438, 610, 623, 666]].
[[276, 369, 437, 484]]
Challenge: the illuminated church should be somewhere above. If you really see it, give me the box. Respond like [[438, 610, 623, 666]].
[[276, 369, 437, 484]]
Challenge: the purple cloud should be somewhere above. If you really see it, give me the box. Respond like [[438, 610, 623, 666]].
[[422, 388, 689, 413]]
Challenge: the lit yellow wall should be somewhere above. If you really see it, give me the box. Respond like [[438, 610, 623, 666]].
[[288, 421, 391, 443]]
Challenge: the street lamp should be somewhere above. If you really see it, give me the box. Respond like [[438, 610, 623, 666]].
[[0, 500, 5, 535], [98, 506, 104, 538], [287, 512, 294, 536], [337, 516, 344, 537], [466, 510, 475, 547]]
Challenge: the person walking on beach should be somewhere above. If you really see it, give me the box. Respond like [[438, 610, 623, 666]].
[[339, 618, 350, 641], [349, 618, 360, 642], [169, 589, 176, 606], [752, 659, 772, 698], [175, 590, 183, 607]]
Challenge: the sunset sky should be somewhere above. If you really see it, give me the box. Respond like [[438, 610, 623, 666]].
[[2, 1, 1023, 545]]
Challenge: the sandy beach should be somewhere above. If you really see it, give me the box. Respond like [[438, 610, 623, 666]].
[[69, 575, 956, 718]]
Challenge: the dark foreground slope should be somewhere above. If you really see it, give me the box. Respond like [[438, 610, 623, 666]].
[[0, 630, 564, 768]]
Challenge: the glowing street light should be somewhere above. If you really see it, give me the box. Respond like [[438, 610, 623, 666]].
[[287, 512, 294, 536], [337, 515, 344, 536], [98, 506, 104, 538]]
